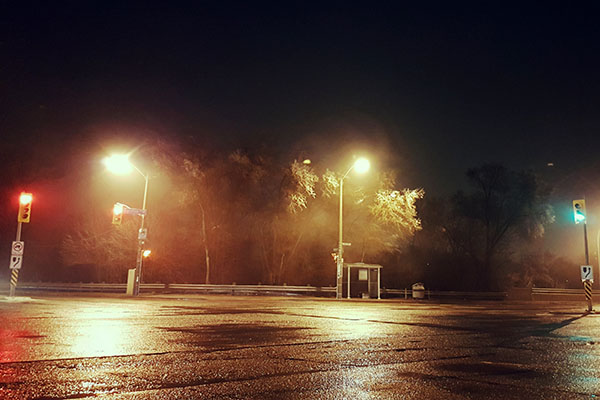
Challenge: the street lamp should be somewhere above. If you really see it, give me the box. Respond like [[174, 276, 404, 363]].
[[103, 154, 149, 296], [337, 157, 370, 299], [596, 229, 600, 290]]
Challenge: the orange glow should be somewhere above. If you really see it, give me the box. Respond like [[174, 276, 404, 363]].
[[19, 192, 32, 205], [69, 306, 137, 357]]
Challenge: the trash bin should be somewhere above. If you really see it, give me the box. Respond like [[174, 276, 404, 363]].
[[412, 282, 425, 299]]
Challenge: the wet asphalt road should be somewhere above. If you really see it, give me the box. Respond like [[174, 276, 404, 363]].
[[0, 294, 599, 399]]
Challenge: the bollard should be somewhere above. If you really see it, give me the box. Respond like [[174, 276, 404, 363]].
[[9, 269, 18, 297]]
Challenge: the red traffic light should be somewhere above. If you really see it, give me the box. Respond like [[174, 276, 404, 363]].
[[20, 193, 33, 205], [18, 192, 33, 223], [112, 203, 124, 225]]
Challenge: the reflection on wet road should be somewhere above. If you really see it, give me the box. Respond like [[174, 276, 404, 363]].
[[0, 295, 599, 399]]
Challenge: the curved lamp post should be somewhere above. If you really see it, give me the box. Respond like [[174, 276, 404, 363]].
[[103, 154, 149, 296], [337, 157, 370, 299]]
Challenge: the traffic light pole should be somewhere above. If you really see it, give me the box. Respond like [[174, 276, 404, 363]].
[[9, 192, 31, 297], [15, 221, 22, 244], [583, 222, 592, 312], [584, 222, 590, 265], [9, 221, 22, 297], [133, 171, 149, 296]]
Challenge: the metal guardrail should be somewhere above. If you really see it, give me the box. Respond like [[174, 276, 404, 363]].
[[17, 282, 128, 292], [531, 288, 585, 296], [166, 283, 336, 296], [530, 287, 587, 301], [11, 283, 594, 302], [383, 288, 507, 300], [14, 282, 337, 296], [13, 282, 510, 300]]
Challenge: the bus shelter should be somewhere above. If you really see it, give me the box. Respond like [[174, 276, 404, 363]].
[[342, 262, 383, 299]]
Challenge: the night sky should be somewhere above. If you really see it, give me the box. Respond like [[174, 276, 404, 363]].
[[2, 3, 600, 218]]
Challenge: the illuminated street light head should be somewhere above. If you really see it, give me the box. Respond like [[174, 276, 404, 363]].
[[103, 154, 133, 175], [353, 157, 370, 174]]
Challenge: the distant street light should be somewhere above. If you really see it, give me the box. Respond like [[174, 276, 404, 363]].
[[104, 154, 149, 296], [337, 157, 370, 299]]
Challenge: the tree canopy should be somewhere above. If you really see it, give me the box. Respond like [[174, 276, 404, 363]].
[[2, 135, 567, 292], [56, 140, 424, 286]]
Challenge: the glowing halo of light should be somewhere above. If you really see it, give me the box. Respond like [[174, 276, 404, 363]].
[[353, 157, 370, 174], [103, 154, 133, 175]]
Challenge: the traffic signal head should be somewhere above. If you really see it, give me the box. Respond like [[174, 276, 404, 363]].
[[573, 199, 586, 224], [112, 203, 124, 225], [18, 192, 33, 223]]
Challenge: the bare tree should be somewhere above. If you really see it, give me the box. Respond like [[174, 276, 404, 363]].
[[60, 214, 137, 282]]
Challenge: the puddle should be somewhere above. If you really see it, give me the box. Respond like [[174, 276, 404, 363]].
[[159, 306, 284, 316], [438, 361, 538, 377], [158, 323, 311, 347]]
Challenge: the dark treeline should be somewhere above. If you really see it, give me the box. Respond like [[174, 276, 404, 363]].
[[0, 137, 579, 291]]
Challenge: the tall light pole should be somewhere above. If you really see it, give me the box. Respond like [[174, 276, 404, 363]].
[[597, 229, 600, 290], [103, 154, 149, 296], [337, 157, 370, 299]]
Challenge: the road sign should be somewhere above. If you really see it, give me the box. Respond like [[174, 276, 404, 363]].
[[581, 265, 594, 282], [9, 255, 23, 270], [11, 241, 24, 256]]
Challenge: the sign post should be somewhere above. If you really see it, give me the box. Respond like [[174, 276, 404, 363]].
[[9, 227, 24, 297]]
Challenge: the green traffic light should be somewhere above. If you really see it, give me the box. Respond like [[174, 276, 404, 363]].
[[573, 200, 586, 224]]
